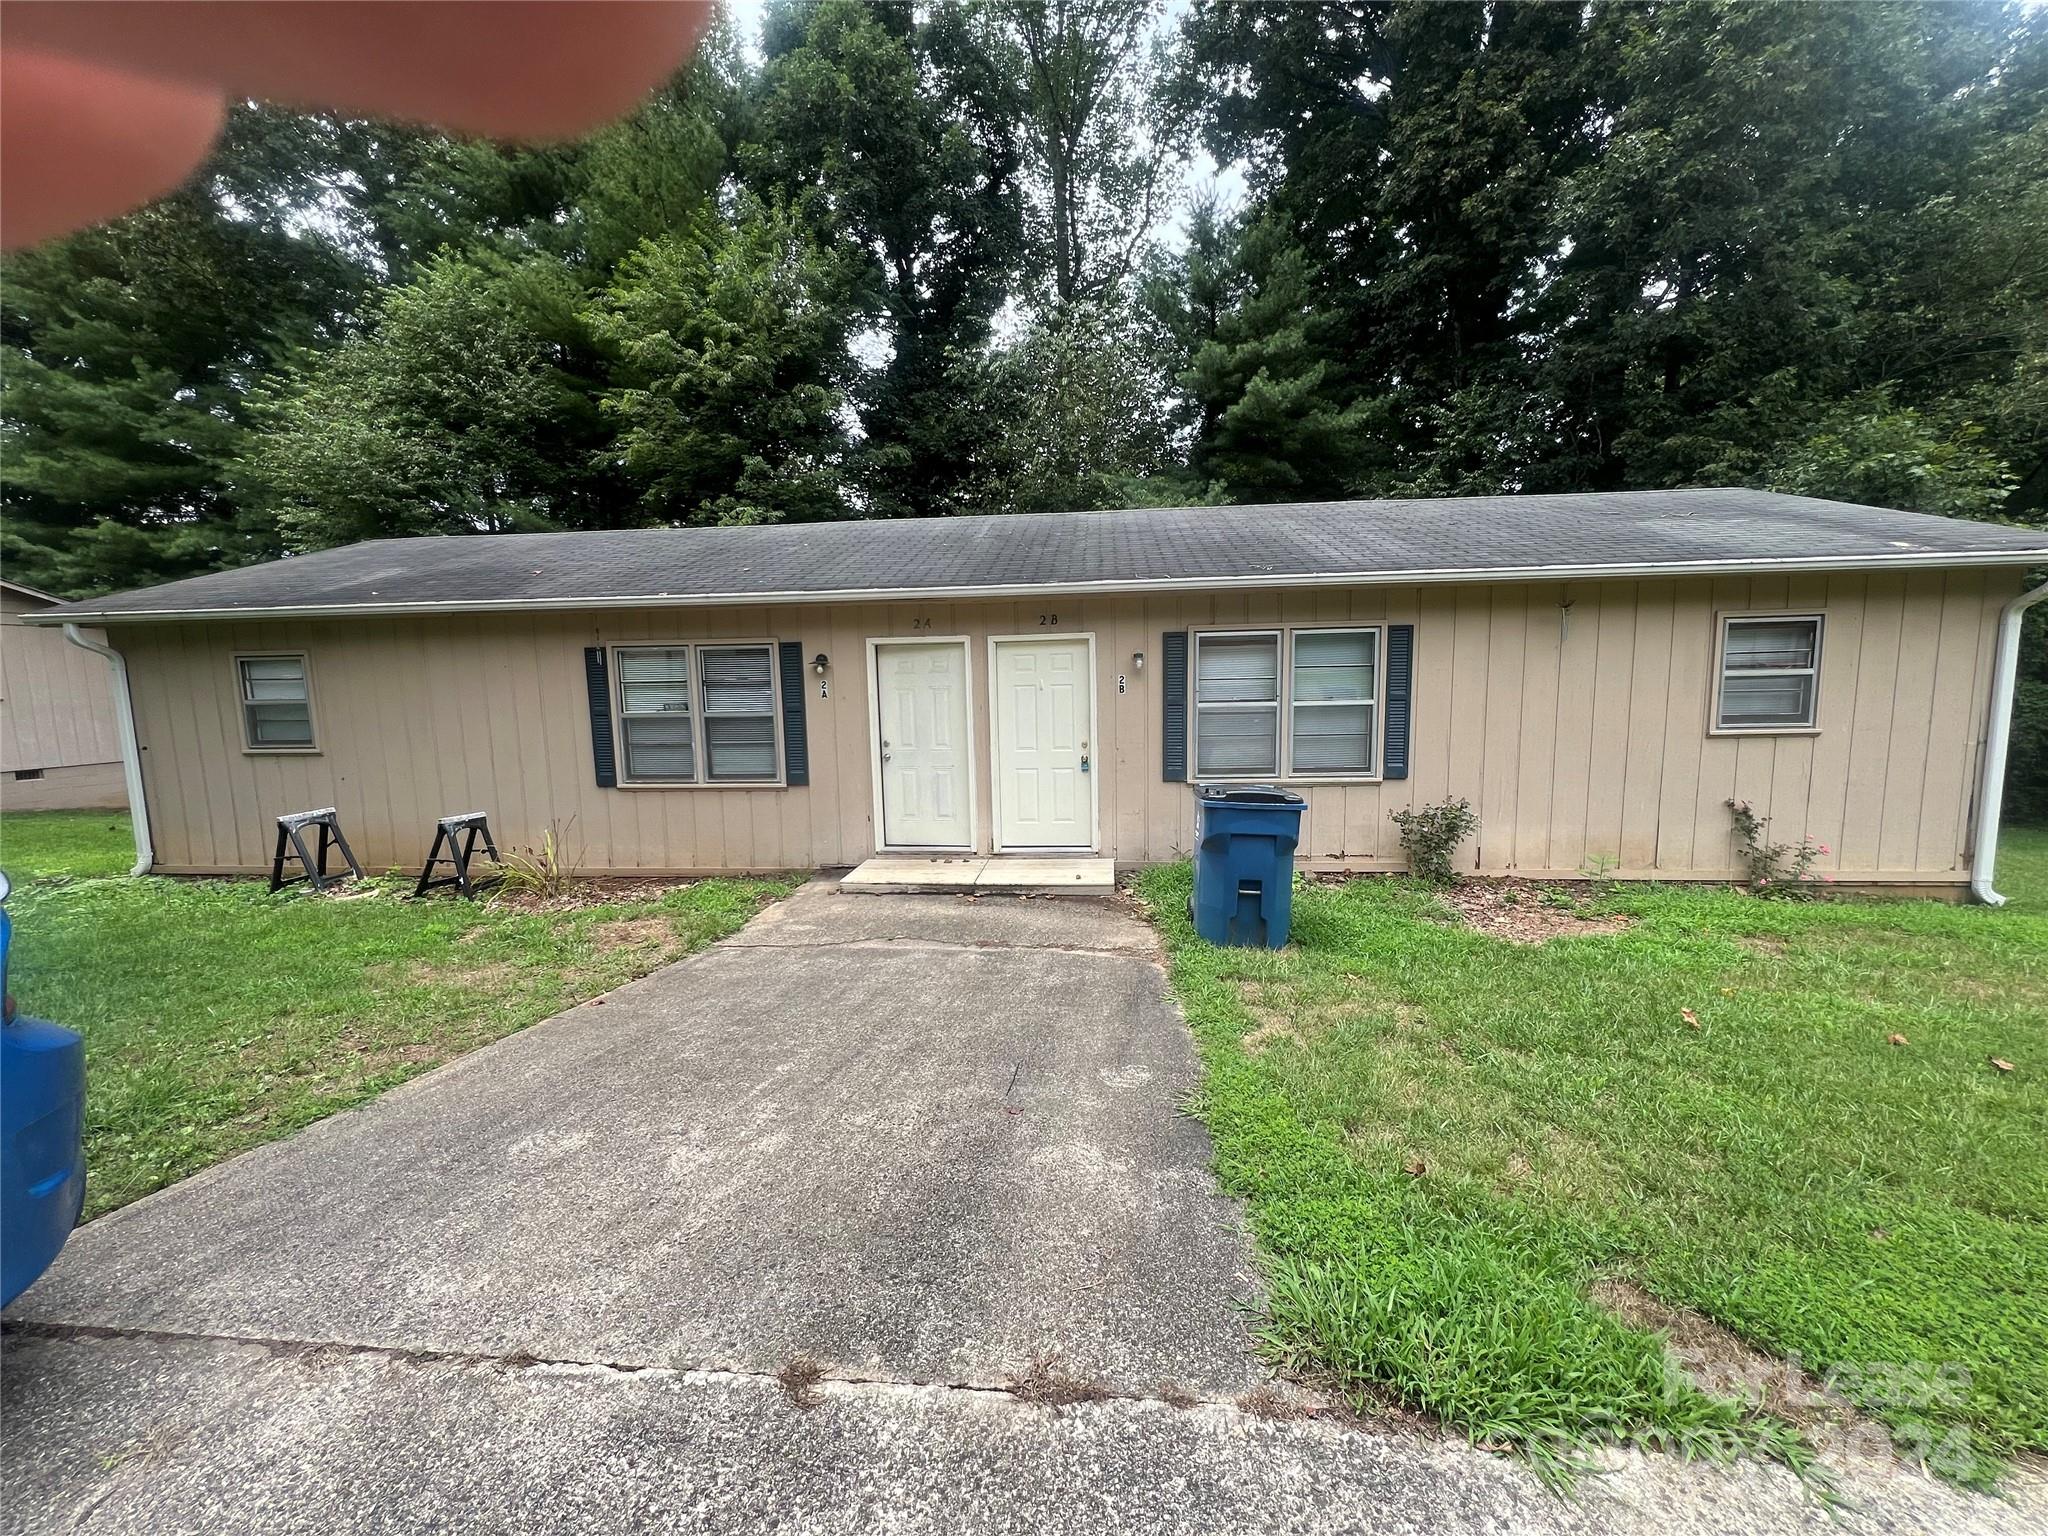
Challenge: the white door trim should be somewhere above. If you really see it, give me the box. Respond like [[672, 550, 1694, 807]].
[[866, 635, 979, 853], [987, 632, 1099, 854]]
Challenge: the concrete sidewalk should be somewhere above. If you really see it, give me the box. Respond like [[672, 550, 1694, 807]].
[[8, 1324, 2043, 1536]]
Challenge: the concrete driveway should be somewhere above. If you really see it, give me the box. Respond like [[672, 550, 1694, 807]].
[[5, 882, 2042, 1535], [5, 884, 1257, 1396]]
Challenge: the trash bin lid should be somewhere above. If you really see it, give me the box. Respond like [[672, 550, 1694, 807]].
[[1194, 783, 1305, 807]]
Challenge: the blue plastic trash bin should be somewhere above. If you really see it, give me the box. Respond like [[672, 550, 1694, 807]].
[[1, 894, 87, 1307], [1190, 784, 1304, 948]]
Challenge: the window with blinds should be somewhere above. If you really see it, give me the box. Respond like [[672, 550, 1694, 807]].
[[1193, 626, 1385, 780], [617, 646, 696, 781], [1716, 615, 1822, 731], [700, 646, 778, 781], [1290, 628, 1377, 775], [235, 654, 315, 749], [1194, 632, 1281, 777], [614, 643, 782, 784]]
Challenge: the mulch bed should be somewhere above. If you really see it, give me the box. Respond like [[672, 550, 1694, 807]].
[[1432, 879, 1635, 944]]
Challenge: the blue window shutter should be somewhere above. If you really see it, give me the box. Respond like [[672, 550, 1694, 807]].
[[583, 647, 618, 789], [778, 640, 810, 786], [1161, 630, 1189, 782], [1383, 623, 1414, 781]]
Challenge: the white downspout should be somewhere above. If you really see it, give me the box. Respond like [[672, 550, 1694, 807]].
[[61, 623, 152, 877], [1969, 576, 2048, 906]]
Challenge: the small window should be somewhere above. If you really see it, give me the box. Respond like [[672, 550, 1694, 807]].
[[1194, 632, 1280, 777], [617, 646, 696, 782], [612, 643, 782, 785], [699, 645, 778, 781], [1291, 628, 1377, 776], [1717, 615, 1822, 731], [13, 768, 45, 781], [236, 655, 314, 749]]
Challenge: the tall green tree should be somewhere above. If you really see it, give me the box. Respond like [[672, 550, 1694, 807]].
[[1140, 196, 1241, 452], [956, 299, 1184, 513], [0, 109, 363, 596], [1534, 0, 2044, 497], [237, 29, 761, 547], [994, 0, 1181, 310], [1177, 0, 1595, 495], [593, 199, 853, 525], [1182, 218, 1383, 500], [748, 0, 1026, 517], [241, 258, 591, 548]]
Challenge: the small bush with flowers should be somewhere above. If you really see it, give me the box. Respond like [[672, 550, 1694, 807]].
[[1725, 799, 1834, 896]]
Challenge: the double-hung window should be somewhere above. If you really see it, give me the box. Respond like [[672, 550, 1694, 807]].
[[1290, 628, 1377, 775], [1193, 626, 1383, 780], [617, 647, 697, 781], [1194, 631, 1282, 777], [1715, 615, 1822, 732], [236, 654, 315, 750], [699, 646, 779, 781], [614, 643, 781, 784]]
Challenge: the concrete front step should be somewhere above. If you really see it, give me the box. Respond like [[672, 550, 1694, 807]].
[[840, 856, 1116, 895]]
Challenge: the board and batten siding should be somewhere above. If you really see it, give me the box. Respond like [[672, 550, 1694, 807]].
[[114, 568, 2017, 885], [2, 588, 127, 810]]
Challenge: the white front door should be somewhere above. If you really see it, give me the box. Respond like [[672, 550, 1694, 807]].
[[992, 637, 1094, 850], [875, 640, 973, 848]]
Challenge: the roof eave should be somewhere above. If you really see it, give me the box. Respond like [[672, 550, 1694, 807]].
[[23, 547, 2048, 626]]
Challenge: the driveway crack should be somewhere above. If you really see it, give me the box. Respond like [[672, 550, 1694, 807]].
[[4, 1319, 1313, 1425], [723, 936, 1152, 957]]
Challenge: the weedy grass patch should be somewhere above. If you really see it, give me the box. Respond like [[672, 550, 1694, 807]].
[[1136, 830, 2048, 1488]]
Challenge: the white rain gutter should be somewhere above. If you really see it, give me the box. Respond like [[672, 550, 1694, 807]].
[[1969, 576, 2048, 906], [60, 624, 152, 877], [18, 547, 2048, 627]]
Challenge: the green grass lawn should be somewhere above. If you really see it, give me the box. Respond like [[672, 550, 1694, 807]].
[[1995, 822, 2048, 909], [0, 807, 138, 881], [1, 811, 796, 1220], [1138, 829, 2048, 1489]]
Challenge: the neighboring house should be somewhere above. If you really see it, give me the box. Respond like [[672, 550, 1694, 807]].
[[25, 490, 2048, 896], [1, 580, 128, 812]]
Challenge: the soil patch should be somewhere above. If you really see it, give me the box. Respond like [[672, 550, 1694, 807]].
[[1235, 979, 1404, 1053], [590, 915, 676, 954], [486, 877, 700, 912], [1592, 1278, 1863, 1436], [1436, 880, 1634, 944]]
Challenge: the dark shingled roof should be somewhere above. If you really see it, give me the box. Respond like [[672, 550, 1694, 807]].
[[33, 489, 2048, 624]]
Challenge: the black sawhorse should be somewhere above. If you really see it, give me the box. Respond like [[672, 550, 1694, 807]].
[[270, 808, 365, 893], [413, 812, 502, 898]]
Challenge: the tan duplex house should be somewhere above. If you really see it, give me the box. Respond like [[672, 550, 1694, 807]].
[[25, 490, 2048, 898]]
